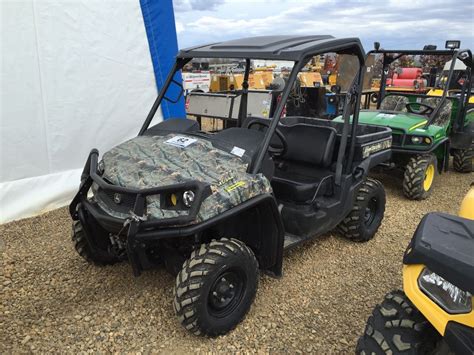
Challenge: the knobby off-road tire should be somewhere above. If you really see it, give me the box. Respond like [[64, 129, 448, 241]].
[[356, 290, 440, 354], [173, 238, 259, 336], [338, 178, 386, 242], [452, 148, 473, 173], [71, 220, 120, 266], [403, 154, 437, 200]]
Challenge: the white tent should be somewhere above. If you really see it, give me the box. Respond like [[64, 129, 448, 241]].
[[1, 1, 165, 223], [443, 59, 467, 71]]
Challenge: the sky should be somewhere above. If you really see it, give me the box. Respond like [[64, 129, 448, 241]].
[[173, 0, 474, 52]]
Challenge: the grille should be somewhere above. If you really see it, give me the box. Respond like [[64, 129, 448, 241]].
[[391, 133, 403, 146]]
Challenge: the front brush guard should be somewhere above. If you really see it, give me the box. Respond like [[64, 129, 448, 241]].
[[69, 149, 212, 276]]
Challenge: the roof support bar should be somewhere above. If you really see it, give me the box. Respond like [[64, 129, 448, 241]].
[[425, 52, 458, 128], [346, 66, 364, 175], [238, 59, 251, 128], [377, 53, 404, 108], [249, 60, 304, 174], [138, 57, 191, 136], [335, 69, 361, 185]]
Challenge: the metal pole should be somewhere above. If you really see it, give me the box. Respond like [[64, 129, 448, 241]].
[[250, 60, 303, 174], [425, 51, 458, 127], [378, 54, 387, 109], [345, 66, 364, 174], [138, 58, 190, 135], [453, 50, 472, 132], [238, 58, 251, 127]]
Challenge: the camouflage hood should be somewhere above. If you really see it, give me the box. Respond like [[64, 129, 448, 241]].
[[93, 134, 272, 224]]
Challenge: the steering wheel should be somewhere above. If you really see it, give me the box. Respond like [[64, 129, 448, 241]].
[[405, 102, 434, 115], [246, 119, 288, 157]]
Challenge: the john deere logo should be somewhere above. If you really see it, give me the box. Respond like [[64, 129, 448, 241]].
[[113, 193, 122, 204]]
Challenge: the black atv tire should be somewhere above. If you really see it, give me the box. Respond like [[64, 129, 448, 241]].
[[452, 148, 473, 173], [337, 178, 386, 242], [356, 290, 441, 354], [71, 220, 120, 266], [173, 238, 259, 336], [403, 154, 437, 200]]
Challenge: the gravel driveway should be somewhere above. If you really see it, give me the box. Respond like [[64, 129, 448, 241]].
[[1, 170, 472, 353]]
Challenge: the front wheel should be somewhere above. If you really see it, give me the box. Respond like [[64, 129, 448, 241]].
[[356, 290, 440, 354], [403, 154, 437, 200], [71, 220, 121, 265], [173, 238, 259, 336], [452, 148, 473, 173], [337, 177, 386, 242]]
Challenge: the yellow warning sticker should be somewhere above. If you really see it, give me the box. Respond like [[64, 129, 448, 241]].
[[408, 120, 428, 131], [225, 181, 246, 192]]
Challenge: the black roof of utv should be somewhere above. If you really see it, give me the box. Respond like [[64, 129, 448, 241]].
[[178, 35, 365, 62]]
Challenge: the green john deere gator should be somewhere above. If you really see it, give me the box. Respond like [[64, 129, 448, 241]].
[[336, 41, 473, 200]]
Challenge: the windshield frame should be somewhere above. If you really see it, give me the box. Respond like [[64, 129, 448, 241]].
[[138, 46, 365, 179], [368, 48, 473, 128]]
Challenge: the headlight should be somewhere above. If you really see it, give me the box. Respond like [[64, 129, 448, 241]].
[[411, 136, 422, 144], [162, 190, 195, 209], [409, 136, 432, 145], [418, 268, 472, 314], [183, 190, 195, 208]]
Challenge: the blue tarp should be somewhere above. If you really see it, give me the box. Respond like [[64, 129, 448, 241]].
[[140, 0, 185, 120]]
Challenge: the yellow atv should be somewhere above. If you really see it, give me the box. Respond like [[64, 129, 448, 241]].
[[357, 187, 474, 354]]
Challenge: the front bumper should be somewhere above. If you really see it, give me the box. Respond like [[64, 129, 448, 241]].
[[444, 321, 474, 354], [70, 149, 211, 229]]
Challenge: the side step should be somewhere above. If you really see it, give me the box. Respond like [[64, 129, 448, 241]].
[[283, 233, 314, 250]]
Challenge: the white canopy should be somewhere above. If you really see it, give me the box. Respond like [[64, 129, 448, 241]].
[[1, 0, 163, 223], [443, 59, 467, 71]]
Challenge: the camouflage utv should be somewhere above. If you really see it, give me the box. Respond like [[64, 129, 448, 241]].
[[69, 35, 392, 336]]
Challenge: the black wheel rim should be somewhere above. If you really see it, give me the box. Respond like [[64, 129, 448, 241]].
[[208, 269, 245, 318], [364, 197, 378, 227]]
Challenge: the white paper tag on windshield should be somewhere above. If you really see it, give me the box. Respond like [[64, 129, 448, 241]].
[[164, 136, 197, 148], [231, 146, 245, 157]]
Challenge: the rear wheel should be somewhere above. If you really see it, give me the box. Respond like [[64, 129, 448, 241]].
[[403, 154, 437, 200], [356, 290, 441, 354], [173, 238, 259, 336], [337, 178, 386, 242], [452, 148, 473, 173]]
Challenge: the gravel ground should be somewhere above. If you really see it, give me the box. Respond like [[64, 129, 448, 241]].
[[1, 169, 472, 353]]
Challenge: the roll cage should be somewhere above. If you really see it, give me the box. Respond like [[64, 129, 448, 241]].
[[368, 46, 473, 131], [138, 35, 366, 184]]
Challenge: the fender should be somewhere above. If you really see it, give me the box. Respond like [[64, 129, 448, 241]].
[[391, 137, 449, 154], [403, 264, 474, 335], [450, 121, 474, 150], [80, 193, 286, 277]]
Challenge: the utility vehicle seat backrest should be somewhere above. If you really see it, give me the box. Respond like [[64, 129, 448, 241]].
[[282, 124, 337, 167], [379, 95, 409, 111]]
